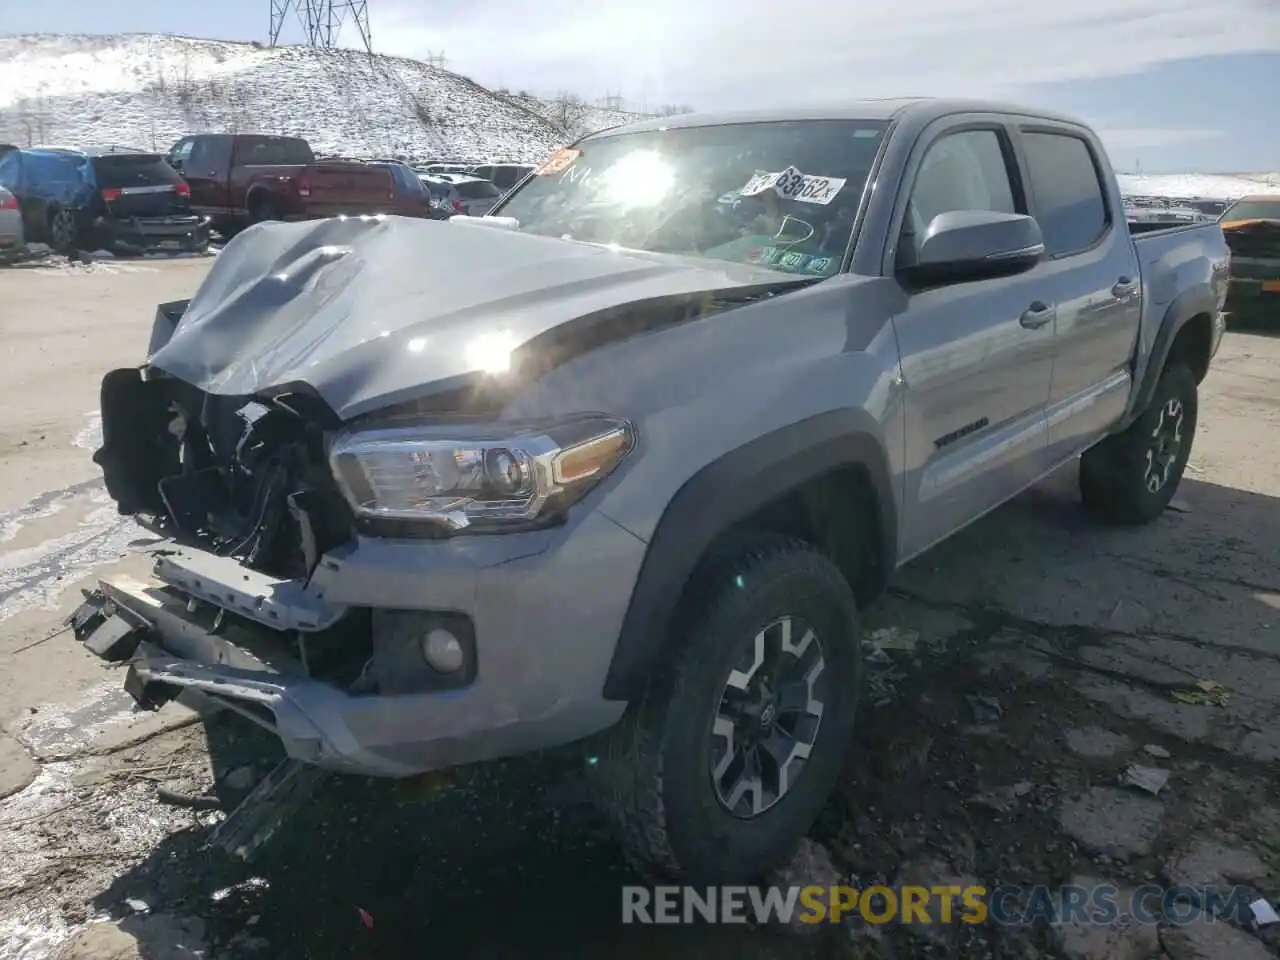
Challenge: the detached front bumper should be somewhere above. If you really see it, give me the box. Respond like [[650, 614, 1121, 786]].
[[71, 511, 641, 777]]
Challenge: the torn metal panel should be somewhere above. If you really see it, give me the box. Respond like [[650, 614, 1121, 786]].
[[153, 550, 347, 633]]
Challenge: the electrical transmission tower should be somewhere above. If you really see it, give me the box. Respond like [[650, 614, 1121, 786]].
[[270, 0, 373, 55]]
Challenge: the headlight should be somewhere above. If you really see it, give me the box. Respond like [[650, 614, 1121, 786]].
[[328, 415, 633, 531]]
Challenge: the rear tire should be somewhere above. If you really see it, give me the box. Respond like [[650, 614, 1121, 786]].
[[248, 195, 280, 224], [1079, 362, 1198, 525], [47, 206, 80, 255], [593, 534, 862, 883]]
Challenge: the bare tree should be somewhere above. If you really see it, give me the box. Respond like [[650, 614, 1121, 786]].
[[175, 51, 196, 116], [657, 103, 695, 117], [549, 91, 588, 135]]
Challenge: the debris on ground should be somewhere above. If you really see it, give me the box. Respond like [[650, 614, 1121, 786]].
[[1171, 679, 1230, 707], [865, 626, 919, 653], [1120, 763, 1171, 796], [1143, 743, 1173, 759], [1252, 898, 1280, 926]]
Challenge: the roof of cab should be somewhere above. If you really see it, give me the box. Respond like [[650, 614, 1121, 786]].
[[583, 97, 1090, 139]]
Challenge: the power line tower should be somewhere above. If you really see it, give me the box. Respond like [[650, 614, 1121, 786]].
[[270, 0, 373, 55], [423, 50, 448, 69]]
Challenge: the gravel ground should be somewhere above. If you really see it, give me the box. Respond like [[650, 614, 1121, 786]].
[[0, 257, 1278, 959]]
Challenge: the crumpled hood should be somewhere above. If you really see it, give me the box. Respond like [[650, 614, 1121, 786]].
[[149, 215, 805, 421]]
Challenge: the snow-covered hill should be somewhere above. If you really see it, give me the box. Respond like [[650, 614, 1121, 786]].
[[0, 33, 650, 163], [1118, 172, 1279, 201]]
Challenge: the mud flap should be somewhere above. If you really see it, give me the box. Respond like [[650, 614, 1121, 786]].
[[207, 758, 327, 862]]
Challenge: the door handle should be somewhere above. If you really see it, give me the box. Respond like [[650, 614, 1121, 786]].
[[1019, 301, 1054, 329], [1112, 276, 1138, 298]]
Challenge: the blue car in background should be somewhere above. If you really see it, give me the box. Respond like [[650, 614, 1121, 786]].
[[0, 145, 210, 255]]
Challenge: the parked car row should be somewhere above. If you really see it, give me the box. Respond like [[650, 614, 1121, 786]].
[[0, 144, 210, 255]]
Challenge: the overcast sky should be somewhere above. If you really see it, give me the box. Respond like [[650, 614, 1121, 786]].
[[4, 0, 1279, 172]]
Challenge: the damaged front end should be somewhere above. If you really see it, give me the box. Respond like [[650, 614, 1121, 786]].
[[76, 350, 420, 773]]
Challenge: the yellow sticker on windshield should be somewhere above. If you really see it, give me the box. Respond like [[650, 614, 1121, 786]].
[[536, 148, 581, 176]]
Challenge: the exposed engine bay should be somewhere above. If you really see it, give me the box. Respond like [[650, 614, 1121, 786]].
[[94, 365, 355, 581]]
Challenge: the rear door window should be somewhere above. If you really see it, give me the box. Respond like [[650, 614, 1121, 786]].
[[1020, 131, 1110, 256], [235, 136, 314, 165]]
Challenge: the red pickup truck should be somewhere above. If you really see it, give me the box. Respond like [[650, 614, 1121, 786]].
[[165, 134, 428, 234]]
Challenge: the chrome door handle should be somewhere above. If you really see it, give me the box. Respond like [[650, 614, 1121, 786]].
[[1112, 276, 1138, 298], [1019, 301, 1054, 329]]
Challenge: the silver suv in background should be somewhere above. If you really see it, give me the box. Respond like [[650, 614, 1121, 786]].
[[419, 173, 503, 216], [469, 163, 536, 191]]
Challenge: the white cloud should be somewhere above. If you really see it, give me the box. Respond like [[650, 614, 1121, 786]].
[[371, 0, 1280, 110]]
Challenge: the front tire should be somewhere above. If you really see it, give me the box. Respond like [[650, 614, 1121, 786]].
[[595, 534, 862, 883], [1079, 362, 1198, 524]]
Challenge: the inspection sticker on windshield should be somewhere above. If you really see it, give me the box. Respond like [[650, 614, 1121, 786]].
[[536, 148, 582, 175], [739, 166, 847, 205]]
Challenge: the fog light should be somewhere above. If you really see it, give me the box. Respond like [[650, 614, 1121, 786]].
[[421, 628, 465, 673]]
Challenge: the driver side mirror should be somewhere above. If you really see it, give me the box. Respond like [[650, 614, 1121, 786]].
[[900, 210, 1044, 287]]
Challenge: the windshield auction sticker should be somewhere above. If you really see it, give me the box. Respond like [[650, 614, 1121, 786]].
[[740, 166, 847, 205], [536, 148, 582, 176]]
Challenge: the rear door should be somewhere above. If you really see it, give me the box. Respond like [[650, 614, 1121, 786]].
[[91, 154, 192, 218], [888, 119, 1058, 560], [454, 178, 502, 216], [1014, 126, 1141, 459]]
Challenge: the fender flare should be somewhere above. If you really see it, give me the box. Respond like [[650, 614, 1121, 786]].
[[1123, 285, 1217, 427], [601, 409, 898, 701]]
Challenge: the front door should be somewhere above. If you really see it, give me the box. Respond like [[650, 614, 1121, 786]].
[[889, 122, 1058, 560]]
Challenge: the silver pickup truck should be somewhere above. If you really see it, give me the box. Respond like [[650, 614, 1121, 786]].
[[72, 98, 1229, 884]]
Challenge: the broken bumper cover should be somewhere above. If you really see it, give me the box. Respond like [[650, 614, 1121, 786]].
[[72, 509, 642, 778]]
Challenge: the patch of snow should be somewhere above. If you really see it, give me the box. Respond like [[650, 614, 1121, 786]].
[[71, 411, 101, 452], [1119, 172, 1280, 201], [0, 34, 655, 164], [0, 486, 146, 622]]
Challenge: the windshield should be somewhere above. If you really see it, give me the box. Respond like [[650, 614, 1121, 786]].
[[495, 119, 888, 277], [1223, 198, 1280, 221]]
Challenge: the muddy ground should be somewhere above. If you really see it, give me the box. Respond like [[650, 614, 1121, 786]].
[[1, 256, 1278, 959]]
